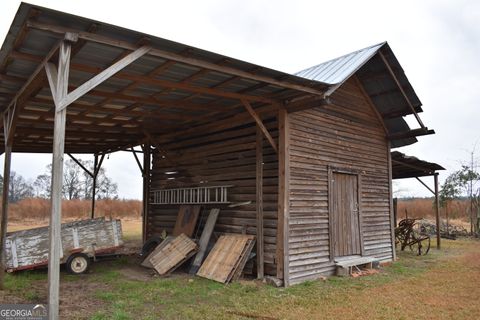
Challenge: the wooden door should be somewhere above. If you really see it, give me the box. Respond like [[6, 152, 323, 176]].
[[331, 172, 361, 257]]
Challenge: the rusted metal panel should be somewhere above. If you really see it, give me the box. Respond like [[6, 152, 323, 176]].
[[4, 217, 123, 272]]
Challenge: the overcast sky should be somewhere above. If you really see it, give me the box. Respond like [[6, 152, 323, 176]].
[[0, 0, 479, 199]]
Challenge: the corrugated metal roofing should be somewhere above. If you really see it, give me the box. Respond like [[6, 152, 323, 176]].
[[391, 151, 445, 179], [295, 41, 428, 148], [295, 42, 385, 85]]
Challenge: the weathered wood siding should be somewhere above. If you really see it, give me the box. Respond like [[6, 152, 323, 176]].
[[287, 78, 392, 284], [147, 118, 279, 275]]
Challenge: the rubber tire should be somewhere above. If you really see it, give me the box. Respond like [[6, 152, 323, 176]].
[[65, 253, 91, 275], [141, 237, 162, 257]]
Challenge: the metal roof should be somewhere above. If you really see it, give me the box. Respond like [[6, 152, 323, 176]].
[[0, 2, 328, 154], [295, 42, 427, 148], [295, 42, 384, 85], [0, 3, 432, 153], [391, 151, 445, 179]]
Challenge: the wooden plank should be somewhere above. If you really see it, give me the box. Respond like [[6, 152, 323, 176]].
[[150, 234, 198, 275], [27, 20, 328, 97], [189, 208, 220, 274], [387, 143, 396, 261], [276, 108, 290, 285], [172, 205, 201, 237], [59, 46, 151, 111], [242, 100, 278, 153], [142, 144, 151, 243], [434, 173, 441, 249], [141, 236, 174, 269], [231, 239, 256, 281], [0, 144, 11, 289], [256, 125, 264, 279], [196, 234, 254, 283], [48, 39, 72, 320]]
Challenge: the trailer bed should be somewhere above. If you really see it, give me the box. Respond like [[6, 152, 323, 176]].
[[5, 217, 123, 272]]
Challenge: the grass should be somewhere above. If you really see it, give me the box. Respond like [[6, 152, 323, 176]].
[[3, 220, 479, 319]]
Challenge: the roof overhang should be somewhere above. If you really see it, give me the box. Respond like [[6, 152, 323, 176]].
[[0, 2, 329, 154], [294, 42, 434, 148], [391, 151, 445, 179]]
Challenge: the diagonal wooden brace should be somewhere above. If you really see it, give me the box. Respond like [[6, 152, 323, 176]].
[[241, 100, 278, 153]]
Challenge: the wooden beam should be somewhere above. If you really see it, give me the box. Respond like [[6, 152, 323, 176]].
[[11, 50, 278, 105], [378, 51, 425, 129], [276, 109, 290, 286], [388, 128, 435, 140], [27, 20, 328, 97], [353, 76, 389, 135], [142, 144, 151, 243], [387, 142, 396, 261], [0, 144, 12, 289], [0, 41, 61, 142], [256, 124, 264, 279], [434, 173, 441, 249], [58, 46, 151, 111], [241, 100, 278, 153], [67, 153, 93, 177], [131, 147, 144, 174], [415, 177, 435, 195], [47, 38, 73, 320]]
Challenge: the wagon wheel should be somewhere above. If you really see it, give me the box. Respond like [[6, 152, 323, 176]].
[[408, 236, 431, 256]]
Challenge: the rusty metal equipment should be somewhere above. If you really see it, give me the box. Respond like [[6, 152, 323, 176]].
[[395, 218, 431, 255]]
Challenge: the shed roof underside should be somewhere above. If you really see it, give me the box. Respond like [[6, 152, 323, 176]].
[[0, 3, 431, 154], [391, 151, 445, 179]]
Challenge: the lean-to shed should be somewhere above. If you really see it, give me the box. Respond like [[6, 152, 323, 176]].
[[0, 5, 437, 316]]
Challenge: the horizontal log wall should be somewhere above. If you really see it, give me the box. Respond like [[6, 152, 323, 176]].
[[147, 117, 279, 275], [287, 78, 392, 285]]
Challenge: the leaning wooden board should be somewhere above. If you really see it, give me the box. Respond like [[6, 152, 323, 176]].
[[172, 205, 201, 237], [149, 233, 198, 275], [4, 218, 123, 272], [141, 236, 174, 269], [196, 234, 255, 283]]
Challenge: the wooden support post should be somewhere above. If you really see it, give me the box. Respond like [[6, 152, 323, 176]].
[[91, 153, 105, 219], [276, 109, 290, 286], [393, 198, 398, 227], [387, 143, 397, 261], [434, 173, 441, 249], [91, 154, 98, 219], [0, 144, 12, 289], [46, 35, 74, 320], [256, 125, 264, 279], [142, 144, 151, 243]]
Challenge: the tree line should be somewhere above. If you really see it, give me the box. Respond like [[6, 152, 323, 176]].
[[0, 159, 118, 203]]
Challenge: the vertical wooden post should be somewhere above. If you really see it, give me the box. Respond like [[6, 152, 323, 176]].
[[276, 109, 290, 286], [434, 173, 441, 249], [142, 144, 151, 243], [393, 198, 398, 227], [91, 154, 98, 219], [256, 125, 264, 279], [387, 143, 396, 261], [48, 39, 72, 320], [0, 144, 12, 289]]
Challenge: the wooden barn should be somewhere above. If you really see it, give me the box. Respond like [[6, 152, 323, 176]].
[[0, 3, 440, 317]]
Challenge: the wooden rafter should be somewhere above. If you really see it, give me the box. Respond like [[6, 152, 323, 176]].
[[27, 20, 327, 97], [241, 100, 278, 153], [378, 51, 425, 129], [11, 50, 277, 104]]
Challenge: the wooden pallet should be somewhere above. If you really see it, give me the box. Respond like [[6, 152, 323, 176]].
[[141, 236, 174, 269], [149, 233, 198, 275], [196, 234, 255, 283]]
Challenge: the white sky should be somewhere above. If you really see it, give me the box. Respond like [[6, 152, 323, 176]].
[[0, 0, 479, 199]]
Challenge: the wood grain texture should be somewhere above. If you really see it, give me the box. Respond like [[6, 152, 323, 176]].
[[287, 78, 392, 285], [147, 117, 278, 276], [150, 233, 197, 275], [172, 205, 201, 237], [189, 208, 220, 274], [196, 234, 255, 283]]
